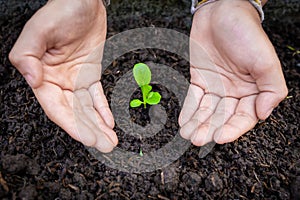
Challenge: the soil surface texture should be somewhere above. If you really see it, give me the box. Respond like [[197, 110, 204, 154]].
[[0, 0, 299, 199]]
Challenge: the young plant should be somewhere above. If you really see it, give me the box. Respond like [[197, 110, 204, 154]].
[[130, 63, 161, 108], [287, 45, 300, 56], [139, 148, 144, 157]]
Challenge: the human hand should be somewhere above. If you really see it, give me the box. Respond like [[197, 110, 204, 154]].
[[9, 0, 118, 152], [179, 0, 288, 146]]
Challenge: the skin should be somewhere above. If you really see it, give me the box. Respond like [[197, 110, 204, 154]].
[[9, 0, 118, 152], [179, 0, 288, 146], [9, 0, 287, 152]]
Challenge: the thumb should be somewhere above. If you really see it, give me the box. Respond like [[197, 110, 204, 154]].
[[9, 15, 47, 89], [256, 91, 286, 120], [9, 54, 43, 89], [254, 60, 288, 120]]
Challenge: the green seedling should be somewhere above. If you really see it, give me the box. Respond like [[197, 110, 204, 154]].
[[139, 148, 144, 157], [287, 45, 300, 56], [130, 63, 161, 108]]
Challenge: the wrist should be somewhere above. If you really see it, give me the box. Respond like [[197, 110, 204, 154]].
[[192, 0, 263, 23], [193, 0, 262, 23]]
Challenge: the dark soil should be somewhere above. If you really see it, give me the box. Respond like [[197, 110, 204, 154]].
[[0, 0, 299, 199]]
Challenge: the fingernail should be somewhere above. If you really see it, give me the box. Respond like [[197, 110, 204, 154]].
[[24, 74, 34, 87]]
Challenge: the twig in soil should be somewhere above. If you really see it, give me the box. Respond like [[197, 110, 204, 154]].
[[108, 181, 121, 189], [259, 163, 270, 168], [119, 193, 130, 200], [68, 184, 79, 191], [161, 171, 164, 185], [253, 170, 261, 183], [157, 194, 170, 200], [96, 193, 106, 199], [109, 187, 121, 193], [251, 182, 258, 193], [239, 194, 248, 199], [57, 135, 68, 146], [0, 172, 9, 192], [262, 181, 269, 189], [201, 190, 213, 200]]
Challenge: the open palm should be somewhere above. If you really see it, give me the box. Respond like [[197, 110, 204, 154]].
[[9, 0, 117, 152], [179, 1, 287, 146]]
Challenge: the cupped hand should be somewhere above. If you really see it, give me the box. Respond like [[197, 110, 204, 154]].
[[9, 0, 118, 152], [179, 0, 288, 146]]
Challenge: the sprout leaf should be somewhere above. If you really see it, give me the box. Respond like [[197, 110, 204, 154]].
[[145, 92, 161, 105], [130, 99, 143, 107], [133, 63, 151, 86]]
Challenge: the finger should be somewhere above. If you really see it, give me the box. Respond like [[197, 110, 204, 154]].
[[251, 55, 288, 120], [191, 97, 238, 146], [9, 16, 47, 88], [191, 94, 221, 121], [89, 82, 115, 129], [77, 106, 117, 153], [8, 55, 43, 89], [214, 95, 258, 144], [179, 119, 199, 140], [33, 85, 97, 146], [179, 84, 204, 127], [93, 119, 118, 153], [180, 94, 220, 140], [256, 90, 288, 120], [74, 89, 118, 151]]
